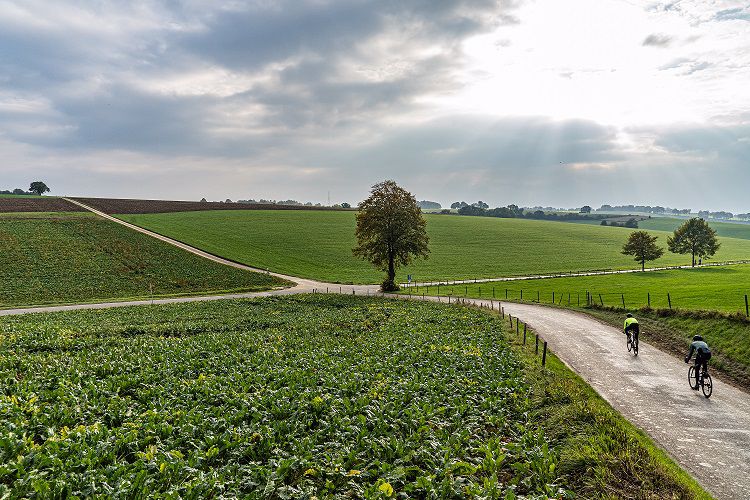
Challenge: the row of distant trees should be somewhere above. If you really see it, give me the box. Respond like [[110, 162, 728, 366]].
[[201, 198, 352, 209], [1, 182, 50, 196], [601, 204, 750, 220], [447, 202, 608, 222]]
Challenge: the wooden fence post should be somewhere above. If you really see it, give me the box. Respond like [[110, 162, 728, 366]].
[[599, 294, 604, 306], [535, 334, 539, 354], [568, 293, 571, 305], [537, 291, 540, 302], [552, 291, 555, 303], [648, 292, 650, 308], [506, 289, 508, 299], [745, 294, 748, 317], [668, 293, 672, 309], [478, 286, 481, 297], [516, 318, 519, 334], [621, 294, 625, 309], [523, 323, 527, 344], [520, 289, 523, 301], [542, 341, 548, 366], [577, 293, 580, 306]]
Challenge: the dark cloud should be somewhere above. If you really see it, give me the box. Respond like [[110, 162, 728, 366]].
[[642, 33, 672, 47], [714, 7, 750, 22]]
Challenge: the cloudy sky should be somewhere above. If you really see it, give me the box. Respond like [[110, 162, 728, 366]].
[[1, 0, 749, 211]]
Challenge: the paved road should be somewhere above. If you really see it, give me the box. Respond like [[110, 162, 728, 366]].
[[497, 301, 749, 500], [6, 201, 749, 498]]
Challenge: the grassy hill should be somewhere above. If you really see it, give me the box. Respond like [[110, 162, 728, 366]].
[[0, 212, 289, 308], [0, 295, 707, 498], [424, 264, 750, 314], [640, 216, 750, 240], [119, 210, 750, 284]]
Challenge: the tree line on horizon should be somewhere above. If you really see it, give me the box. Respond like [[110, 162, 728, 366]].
[[1, 181, 50, 196]]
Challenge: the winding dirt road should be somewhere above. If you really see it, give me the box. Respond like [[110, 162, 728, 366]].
[[3, 200, 749, 498]]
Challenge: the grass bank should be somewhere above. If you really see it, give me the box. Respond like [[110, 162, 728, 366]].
[[0, 212, 289, 309], [412, 264, 750, 314], [119, 210, 750, 284], [0, 295, 708, 498]]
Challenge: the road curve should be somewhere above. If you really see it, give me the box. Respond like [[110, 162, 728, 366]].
[[498, 301, 750, 500]]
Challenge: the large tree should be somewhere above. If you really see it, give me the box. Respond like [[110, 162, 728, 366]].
[[667, 218, 720, 267], [622, 231, 664, 271], [353, 180, 429, 291], [29, 181, 50, 196]]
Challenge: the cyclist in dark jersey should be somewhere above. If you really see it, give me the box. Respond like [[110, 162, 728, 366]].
[[623, 313, 639, 346], [685, 335, 712, 389]]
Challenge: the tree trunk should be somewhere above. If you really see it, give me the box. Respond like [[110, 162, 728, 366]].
[[388, 252, 395, 283], [642, 259, 645, 271]]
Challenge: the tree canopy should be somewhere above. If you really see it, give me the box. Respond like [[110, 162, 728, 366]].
[[29, 181, 50, 196], [622, 231, 664, 271], [353, 180, 429, 291], [667, 218, 720, 267]]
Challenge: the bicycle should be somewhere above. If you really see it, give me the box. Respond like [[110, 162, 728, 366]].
[[688, 364, 713, 398], [626, 329, 639, 356]]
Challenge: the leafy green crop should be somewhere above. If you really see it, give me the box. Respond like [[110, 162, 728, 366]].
[[0, 295, 569, 498], [0, 295, 707, 498], [0, 213, 288, 308]]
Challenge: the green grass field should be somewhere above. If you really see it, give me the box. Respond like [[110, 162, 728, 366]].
[[0, 295, 707, 498], [119, 210, 750, 284], [414, 264, 750, 314], [640, 217, 750, 240], [0, 212, 288, 308]]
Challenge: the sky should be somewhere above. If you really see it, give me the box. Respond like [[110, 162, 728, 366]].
[[1, 0, 749, 211]]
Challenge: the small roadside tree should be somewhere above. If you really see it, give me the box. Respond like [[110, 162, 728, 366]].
[[29, 181, 50, 196], [353, 180, 429, 291], [580, 205, 592, 213], [622, 231, 664, 271], [667, 218, 720, 267]]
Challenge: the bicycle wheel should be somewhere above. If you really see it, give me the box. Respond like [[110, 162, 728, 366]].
[[688, 366, 698, 390], [702, 373, 713, 398], [627, 336, 632, 352], [633, 335, 639, 356]]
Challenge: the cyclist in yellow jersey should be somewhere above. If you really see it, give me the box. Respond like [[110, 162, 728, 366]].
[[623, 313, 639, 346]]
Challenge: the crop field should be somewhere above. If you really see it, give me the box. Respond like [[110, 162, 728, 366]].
[[0, 212, 287, 308], [119, 210, 750, 284], [0, 197, 84, 213], [74, 197, 345, 214], [412, 264, 750, 314], [640, 217, 750, 240], [0, 295, 705, 498]]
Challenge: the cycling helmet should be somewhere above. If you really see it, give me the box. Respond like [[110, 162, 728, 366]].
[[693, 335, 703, 342], [626, 313, 633, 318]]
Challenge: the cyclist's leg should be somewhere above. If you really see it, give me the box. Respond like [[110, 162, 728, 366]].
[[694, 357, 703, 386]]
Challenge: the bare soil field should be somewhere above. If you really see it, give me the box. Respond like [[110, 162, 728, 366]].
[[0, 197, 84, 212], [72, 197, 348, 214]]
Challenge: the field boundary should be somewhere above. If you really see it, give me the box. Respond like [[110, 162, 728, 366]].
[[404, 259, 750, 287], [63, 198, 313, 288]]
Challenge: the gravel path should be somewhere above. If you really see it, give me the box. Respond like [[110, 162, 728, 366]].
[[6, 200, 748, 498]]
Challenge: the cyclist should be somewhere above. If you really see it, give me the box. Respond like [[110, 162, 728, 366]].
[[685, 335, 712, 389], [623, 313, 639, 347]]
